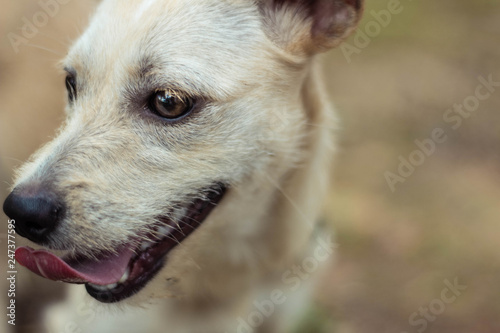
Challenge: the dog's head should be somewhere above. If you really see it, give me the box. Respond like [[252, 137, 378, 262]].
[[4, 0, 362, 304]]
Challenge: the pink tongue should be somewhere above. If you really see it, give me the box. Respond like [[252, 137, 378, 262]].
[[15, 246, 134, 285]]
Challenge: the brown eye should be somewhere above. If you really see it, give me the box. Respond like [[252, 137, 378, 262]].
[[65, 75, 77, 102], [148, 90, 194, 120]]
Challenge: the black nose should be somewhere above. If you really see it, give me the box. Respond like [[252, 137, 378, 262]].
[[3, 187, 63, 244]]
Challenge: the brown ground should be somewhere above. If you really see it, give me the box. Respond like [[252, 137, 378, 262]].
[[1, 1, 499, 333]]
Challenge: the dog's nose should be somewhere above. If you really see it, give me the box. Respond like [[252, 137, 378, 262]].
[[3, 187, 63, 244]]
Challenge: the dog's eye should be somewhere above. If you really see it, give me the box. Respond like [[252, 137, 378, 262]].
[[148, 90, 194, 120], [65, 75, 77, 102]]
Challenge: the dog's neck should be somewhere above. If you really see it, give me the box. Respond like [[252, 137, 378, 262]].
[[262, 58, 334, 266]]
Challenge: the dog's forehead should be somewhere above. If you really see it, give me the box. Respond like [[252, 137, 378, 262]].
[[65, 0, 267, 99]]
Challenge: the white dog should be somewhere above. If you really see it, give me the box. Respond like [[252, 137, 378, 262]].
[[3, 0, 363, 332]]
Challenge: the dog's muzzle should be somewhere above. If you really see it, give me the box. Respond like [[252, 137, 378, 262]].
[[3, 183, 227, 303]]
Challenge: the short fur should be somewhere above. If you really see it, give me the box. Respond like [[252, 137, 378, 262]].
[[8, 0, 363, 332]]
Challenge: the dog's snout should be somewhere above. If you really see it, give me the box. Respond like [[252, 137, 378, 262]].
[[3, 186, 64, 244]]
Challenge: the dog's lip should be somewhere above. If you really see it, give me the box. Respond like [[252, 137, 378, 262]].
[[85, 186, 227, 303], [15, 185, 227, 301], [85, 185, 226, 303]]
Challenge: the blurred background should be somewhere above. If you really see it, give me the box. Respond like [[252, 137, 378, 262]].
[[1, 0, 499, 332]]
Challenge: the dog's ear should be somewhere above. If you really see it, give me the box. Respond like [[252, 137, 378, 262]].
[[259, 0, 364, 56]]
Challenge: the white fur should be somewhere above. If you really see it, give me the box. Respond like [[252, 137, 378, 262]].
[[9, 0, 363, 332], [134, 0, 158, 22]]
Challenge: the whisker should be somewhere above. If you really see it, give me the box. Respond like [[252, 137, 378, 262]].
[[304, 122, 337, 131], [36, 31, 71, 48], [25, 43, 63, 56], [264, 172, 314, 229], [2, 156, 24, 164]]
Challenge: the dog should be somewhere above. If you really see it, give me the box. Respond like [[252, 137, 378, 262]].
[[3, 0, 363, 332]]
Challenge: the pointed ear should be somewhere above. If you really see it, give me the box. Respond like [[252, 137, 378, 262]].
[[259, 0, 364, 56]]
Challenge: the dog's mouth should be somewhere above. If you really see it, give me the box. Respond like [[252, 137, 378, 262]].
[[15, 185, 226, 303]]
